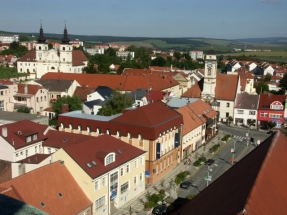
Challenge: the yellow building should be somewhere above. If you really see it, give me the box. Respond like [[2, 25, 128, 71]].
[[53, 134, 146, 215]]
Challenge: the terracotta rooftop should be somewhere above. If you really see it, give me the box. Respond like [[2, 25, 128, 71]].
[[17, 84, 43, 95], [0, 79, 14, 85], [72, 86, 95, 102], [17, 50, 36, 62], [0, 120, 50, 150], [170, 131, 287, 215], [63, 134, 146, 179], [0, 161, 92, 215], [215, 73, 239, 100], [72, 50, 88, 66], [258, 94, 286, 110], [15, 154, 51, 164], [235, 94, 259, 109]]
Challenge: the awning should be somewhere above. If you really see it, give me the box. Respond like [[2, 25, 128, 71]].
[[145, 170, 150, 178], [183, 145, 191, 151]]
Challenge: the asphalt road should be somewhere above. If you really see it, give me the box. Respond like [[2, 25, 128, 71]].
[[178, 125, 270, 198]]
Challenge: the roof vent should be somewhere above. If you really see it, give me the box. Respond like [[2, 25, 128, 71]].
[[86, 163, 92, 168], [40, 202, 45, 207], [92, 160, 97, 166], [58, 192, 63, 198], [63, 138, 67, 142], [117, 149, 122, 154], [17, 131, 22, 135]]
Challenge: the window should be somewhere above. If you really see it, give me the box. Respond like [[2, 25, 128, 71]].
[[110, 172, 118, 191], [0, 91, 3, 96], [25, 150, 28, 157], [271, 104, 283, 110], [134, 176, 137, 186], [160, 162, 162, 172], [120, 168, 124, 176], [44, 96, 46, 101], [249, 111, 256, 115], [95, 180, 99, 190], [260, 113, 268, 118], [226, 103, 230, 107], [48, 148, 51, 154], [126, 164, 130, 173], [134, 160, 137, 169], [140, 157, 143, 165], [26, 136, 31, 142], [164, 160, 166, 169], [36, 97, 39, 102], [41, 96, 42, 102], [105, 154, 114, 165], [33, 134, 38, 140], [95, 196, 105, 210], [269, 113, 282, 118], [140, 173, 143, 182], [0, 100, 4, 111], [102, 177, 106, 186], [35, 146, 37, 153], [121, 182, 129, 194], [237, 110, 244, 114], [16, 153, 19, 157]]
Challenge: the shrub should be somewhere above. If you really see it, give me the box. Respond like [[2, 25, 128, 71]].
[[221, 134, 231, 142], [159, 189, 165, 195], [193, 156, 206, 167], [145, 201, 156, 209], [209, 144, 220, 153], [150, 193, 164, 203], [175, 171, 190, 185]]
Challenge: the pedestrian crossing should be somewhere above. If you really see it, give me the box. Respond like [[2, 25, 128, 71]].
[[233, 135, 248, 141]]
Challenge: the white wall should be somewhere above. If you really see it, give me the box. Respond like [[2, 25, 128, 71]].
[[0, 137, 15, 162]]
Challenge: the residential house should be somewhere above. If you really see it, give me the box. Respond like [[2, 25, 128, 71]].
[[0, 120, 53, 162], [0, 161, 93, 215], [189, 50, 203, 60], [129, 89, 170, 107], [0, 35, 18, 43], [256, 62, 274, 76], [257, 94, 286, 128], [0, 79, 17, 111], [83, 47, 105, 55], [57, 101, 184, 184], [53, 135, 146, 215], [83, 99, 109, 115], [14, 84, 49, 114], [169, 131, 287, 215], [19, 41, 36, 51], [237, 68, 256, 94], [17, 25, 88, 79], [227, 59, 241, 73], [87, 86, 113, 102], [116, 51, 134, 60], [245, 61, 258, 73], [234, 94, 259, 126]]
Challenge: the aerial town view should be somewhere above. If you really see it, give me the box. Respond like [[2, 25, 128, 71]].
[[0, 0, 287, 215]]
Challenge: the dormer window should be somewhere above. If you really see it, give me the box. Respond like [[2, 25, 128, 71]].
[[26, 136, 31, 143], [105, 153, 115, 166], [33, 134, 38, 140]]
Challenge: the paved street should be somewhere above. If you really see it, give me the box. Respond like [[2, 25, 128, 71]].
[[112, 125, 270, 215]]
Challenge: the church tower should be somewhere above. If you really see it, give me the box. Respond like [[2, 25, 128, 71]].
[[58, 22, 73, 72], [36, 22, 48, 61], [201, 46, 217, 102]]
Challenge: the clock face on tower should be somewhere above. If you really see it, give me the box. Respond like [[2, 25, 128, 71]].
[[207, 62, 212, 75]]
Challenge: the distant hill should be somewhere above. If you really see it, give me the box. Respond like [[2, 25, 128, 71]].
[[236, 37, 287, 46]]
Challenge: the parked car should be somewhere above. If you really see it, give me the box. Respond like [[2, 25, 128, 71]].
[[205, 159, 214, 166], [180, 181, 192, 189], [152, 203, 167, 215]]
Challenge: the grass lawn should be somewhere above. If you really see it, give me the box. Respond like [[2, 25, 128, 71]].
[[0, 67, 28, 79]]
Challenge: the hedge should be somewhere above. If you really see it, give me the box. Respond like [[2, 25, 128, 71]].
[[175, 171, 191, 185], [221, 134, 231, 142], [193, 156, 207, 167], [209, 144, 220, 153]]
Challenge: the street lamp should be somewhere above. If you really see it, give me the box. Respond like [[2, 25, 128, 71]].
[[205, 164, 217, 187], [231, 139, 239, 164]]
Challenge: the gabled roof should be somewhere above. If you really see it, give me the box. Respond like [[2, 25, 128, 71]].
[[0, 161, 92, 215], [72, 50, 88, 66], [0, 120, 50, 149], [15, 154, 51, 164], [17, 84, 43, 95], [258, 94, 286, 110], [95, 86, 113, 99], [17, 50, 36, 62], [170, 131, 287, 215], [83, 99, 108, 108], [235, 94, 259, 109], [215, 73, 239, 101], [129, 89, 148, 100], [0, 79, 14, 85], [63, 134, 146, 179], [35, 79, 75, 92], [73, 86, 95, 102]]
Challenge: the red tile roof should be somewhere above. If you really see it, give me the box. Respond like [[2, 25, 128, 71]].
[[41, 72, 179, 92], [43, 129, 94, 148], [0, 79, 14, 85], [63, 134, 146, 179], [73, 86, 95, 102], [0, 161, 92, 215], [215, 73, 239, 100], [17, 84, 43, 95], [15, 154, 51, 164], [17, 50, 36, 62], [170, 131, 287, 215], [258, 94, 286, 110], [72, 50, 88, 66], [0, 120, 50, 150]]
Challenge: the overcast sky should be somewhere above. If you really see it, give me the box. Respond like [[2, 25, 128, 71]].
[[0, 0, 286, 39]]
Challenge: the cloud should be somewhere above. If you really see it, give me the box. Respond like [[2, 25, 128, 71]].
[[260, 0, 280, 3]]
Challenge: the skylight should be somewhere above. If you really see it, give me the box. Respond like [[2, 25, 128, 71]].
[[58, 192, 63, 198], [86, 163, 92, 168], [92, 160, 97, 166], [63, 138, 67, 142], [40, 202, 45, 207], [117, 149, 122, 154]]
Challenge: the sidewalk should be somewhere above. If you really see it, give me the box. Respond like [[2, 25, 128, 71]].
[[112, 133, 224, 215]]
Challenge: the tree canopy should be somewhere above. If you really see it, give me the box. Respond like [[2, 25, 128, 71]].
[[97, 91, 133, 116], [0, 41, 28, 58], [264, 73, 272, 82], [266, 121, 277, 131], [254, 82, 269, 94], [51, 96, 82, 118], [279, 73, 287, 94], [17, 106, 30, 113]]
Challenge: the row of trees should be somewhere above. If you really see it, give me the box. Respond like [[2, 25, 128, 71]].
[[0, 41, 28, 58]]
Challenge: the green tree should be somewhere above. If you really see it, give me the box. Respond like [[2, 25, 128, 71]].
[[51, 96, 82, 119], [228, 116, 233, 126], [48, 43, 53, 50], [264, 73, 272, 82], [151, 57, 166, 67], [9, 41, 19, 50], [17, 106, 30, 113], [97, 91, 133, 116], [83, 61, 97, 74], [254, 82, 269, 94], [266, 121, 277, 131], [279, 73, 287, 94], [19, 35, 30, 42]]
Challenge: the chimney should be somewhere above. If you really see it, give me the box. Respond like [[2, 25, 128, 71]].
[[24, 84, 28, 94], [62, 104, 69, 113], [2, 126, 7, 137]]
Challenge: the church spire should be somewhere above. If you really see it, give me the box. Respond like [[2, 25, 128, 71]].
[[37, 20, 46, 43], [61, 21, 70, 44]]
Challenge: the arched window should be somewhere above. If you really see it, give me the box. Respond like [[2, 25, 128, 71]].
[[105, 153, 115, 166], [117, 131, 121, 138], [51, 66, 55, 70], [78, 125, 82, 132], [39, 46, 41, 50], [87, 126, 91, 133], [69, 124, 73, 130], [97, 128, 101, 135], [60, 123, 64, 129], [106, 129, 111, 135], [127, 132, 132, 139]]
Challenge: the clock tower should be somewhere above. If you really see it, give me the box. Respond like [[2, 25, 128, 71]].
[[201, 48, 217, 102]]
